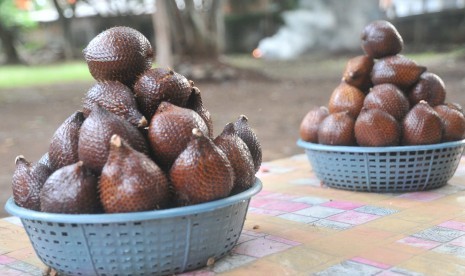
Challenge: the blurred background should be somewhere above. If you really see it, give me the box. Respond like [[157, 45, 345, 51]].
[[1, 0, 465, 216]]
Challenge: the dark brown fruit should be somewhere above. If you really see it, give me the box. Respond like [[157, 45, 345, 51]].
[[12, 156, 51, 211], [363, 84, 409, 121], [134, 68, 192, 121], [40, 161, 101, 214], [48, 111, 85, 171], [234, 115, 262, 173], [83, 26, 153, 87], [434, 105, 465, 142], [78, 106, 149, 173], [408, 72, 446, 107], [187, 86, 213, 138], [214, 123, 255, 194], [37, 152, 51, 170], [361, 20, 403, 59], [328, 82, 365, 118], [99, 135, 171, 213], [402, 101, 442, 145], [82, 81, 147, 128], [446, 102, 464, 114], [355, 108, 401, 146], [299, 106, 329, 143], [341, 55, 374, 92], [371, 55, 427, 89], [318, 112, 356, 146], [148, 102, 209, 170], [170, 129, 234, 206]]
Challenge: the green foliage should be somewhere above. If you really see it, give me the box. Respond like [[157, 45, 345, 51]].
[[0, 0, 36, 29], [0, 62, 93, 88]]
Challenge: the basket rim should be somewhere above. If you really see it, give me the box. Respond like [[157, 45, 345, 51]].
[[4, 178, 262, 224], [297, 139, 465, 153]]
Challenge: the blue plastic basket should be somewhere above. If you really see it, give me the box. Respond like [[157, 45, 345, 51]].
[[297, 139, 465, 192], [4, 179, 262, 276]]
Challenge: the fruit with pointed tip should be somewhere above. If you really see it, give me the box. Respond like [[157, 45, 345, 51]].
[[49, 111, 85, 171], [328, 82, 365, 118], [99, 135, 171, 213], [299, 106, 329, 143], [134, 68, 192, 121], [402, 101, 442, 145], [318, 111, 356, 146], [355, 108, 401, 147], [408, 72, 446, 107], [82, 81, 147, 128], [12, 156, 52, 211], [78, 105, 149, 174], [361, 20, 404, 59], [434, 104, 465, 142], [371, 55, 426, 89], [148, 102, 209, 170], [82, 26, 153, 87], [234, 115, 262, 173], [170, 128, 234, 206], [187, 86, 213, 138], [214, 123, 255, 194], [341, 55, 374, 92], [363, 84, 410, 121], [40, 161, 101, 214]]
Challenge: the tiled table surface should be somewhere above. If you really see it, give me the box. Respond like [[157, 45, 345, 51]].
[[3, 154, 465, 275]]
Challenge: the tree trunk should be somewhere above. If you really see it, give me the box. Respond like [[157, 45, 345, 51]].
[[0, 21, 22, 64], [52, 0, 75, 60], [153, 0, 173, 68]]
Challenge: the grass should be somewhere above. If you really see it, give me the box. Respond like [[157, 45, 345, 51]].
[[0, 62, 93, 89]]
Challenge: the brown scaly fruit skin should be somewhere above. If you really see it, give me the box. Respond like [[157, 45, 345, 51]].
[[148, 102, 209, 171], [371, 55, 427, 90], [361, 20, 403, 59], [355, 108, 401, 147], [78, 105, 149, 174], [170, 129, 234, 206], [48, 111, 85, 171], [341, 55, 374, 92], [299, 106, 329, 143], [318, 111, 356, 146], [434, 105, 465, 142], [99, 135, 171, 213], [363, 84, 410, 121], [402, 101, 443, 145], [40, 161, 101, 214], [328, 82, 365, 118], [446, 102, 464, 114], [187, 86, 213, 138], [82, 81, 147, 128], [83, 26, 153, 87], [37, 152, 51, 169], [12, 156, 51, 211], [214, 123, 255, 195], [234, 115, 262, 173], [408, 72, 446, 107], [134, 68, 192, 121]]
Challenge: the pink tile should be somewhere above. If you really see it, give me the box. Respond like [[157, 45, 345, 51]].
[[263, 201, 311, 212], [265, 235, 301, 246], [237, 233, 258, 244], [233, 237, 294, 258], [449, 235, 465, 247], [248, 208, 286, 216], [439, 220, 465, 232], [397, 191, 444, 202], [250, 198, 280, 208], [0, 255, 16, 265], [262, 193, 300, 201], [242, 229, 266, 237], [255, 190, 273, 197], [376, 271, 407, 276], [321, 201, 364, 210], [327, 210, 380, 225], [350, 257, 391, 269], [396, 236, 441, 249]]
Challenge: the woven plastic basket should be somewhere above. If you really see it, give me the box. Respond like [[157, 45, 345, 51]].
[[4, 179, 262, 276], [297, 139, 465, 192]]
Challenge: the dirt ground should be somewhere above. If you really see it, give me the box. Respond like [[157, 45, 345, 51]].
[[1, 51, 465, 217]]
